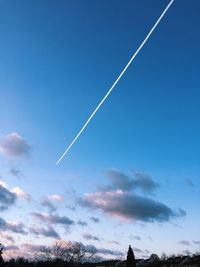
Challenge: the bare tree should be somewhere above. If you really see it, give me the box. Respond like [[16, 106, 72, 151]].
[[37, 240, 97, 263], [38, 245, 53, 261]]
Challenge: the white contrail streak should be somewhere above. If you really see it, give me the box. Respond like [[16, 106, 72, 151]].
[[56, 0, 175, 165]]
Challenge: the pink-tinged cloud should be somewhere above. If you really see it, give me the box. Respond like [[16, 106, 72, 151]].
[[0, 181, 31, 209], [0, 132, 31, 158], [11, 187, 32, 201], [79, 190, 185, 223], [48, 194, 65, 202], [0, 232, 15, 243]]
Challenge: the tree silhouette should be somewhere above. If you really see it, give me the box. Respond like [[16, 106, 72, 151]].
[[0, 243, 4, 265], [126, 245, 136, 267], [37, 241, 97, 263]]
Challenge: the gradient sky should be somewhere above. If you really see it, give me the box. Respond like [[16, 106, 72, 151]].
[[0, 0, 200, 260]]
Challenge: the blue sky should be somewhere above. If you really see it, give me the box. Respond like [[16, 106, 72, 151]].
[[0, 0, 200, 260]]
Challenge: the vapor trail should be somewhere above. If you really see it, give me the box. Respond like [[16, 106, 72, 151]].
[[56, 0, 175, 165]]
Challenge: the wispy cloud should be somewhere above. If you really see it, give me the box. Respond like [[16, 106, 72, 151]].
[[178, 240, 191, 246], [29, 226, 60, 239], [97, 247, 124, 257], [10, 167, 24, 179], [82, 233, 100, 241], [107, 169, 159, 195], [0, 184, 17, 210], [193, 240, 200, 245], [31, 212, 75, 227], [185, 178, 194, 187], [48, 194, 65, 202], [66, 205, 76, 211], [4, 242, 123, 260], [77, 220, 88, 227], [0, 217, 26, 234], [90, 217, 100, 223], [0, 232, 15, 243], [41, 199, 57, 213], [108, 240, 120, 245], [4, 245, 19, 251], [41, 194, 65, 212], [130, 235, 141, 241]]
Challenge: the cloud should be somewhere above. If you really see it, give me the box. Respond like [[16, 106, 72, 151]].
[[66, 205, 76, 211], [0, 217, 26, 234], [19, 243, 47, 259], [21, 243, 45, 252], [82, 244, 123, 257], [41, 199, 57, 213], [78, 169, 185, 224], [10, 167, 24, 179], [48, 194, 65, 202], [41, 194, 65, 212], [130, 235, 141, 241], [77, 220, 88, 227], [0, 132, 31, 158], [5, 245, 19, 251], [193, 240, 200, 245], [0, 232, 15, 242], [97, 248, 124, 256], [0, 181, 30, 208], [11, 187, 32, 201], [82, 233, 100, 241], [90, 217, 100, 223], [185, 178, 194, 187], [31, 212, 75, 227], [132, 247, 144, 254], [132, 172, 160, 194], [3, 242, 123, 261], [29, 226, 60, 239], [0, 181, 7, 188], [178, 240, 191, 246], [107, 170, 159, 194], [0, 184, 17, 210], [3, 243, 46, 260], [108, 240, 120, 245], [79, 190, 185, 223]]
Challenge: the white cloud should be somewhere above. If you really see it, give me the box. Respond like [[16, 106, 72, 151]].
[[11, 187, 31, 201], [48, 194, 65, 202]]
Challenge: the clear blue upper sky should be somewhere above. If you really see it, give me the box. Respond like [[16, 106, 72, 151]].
[[0, 0, 200, 259]]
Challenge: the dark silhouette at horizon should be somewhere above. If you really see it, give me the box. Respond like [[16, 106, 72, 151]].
[[0, 242, 200, 267]]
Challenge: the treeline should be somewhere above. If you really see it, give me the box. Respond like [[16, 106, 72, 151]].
[[0, 241, 102, 266], [1, 258, 98, 267], [1, 242, 200, 267]]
